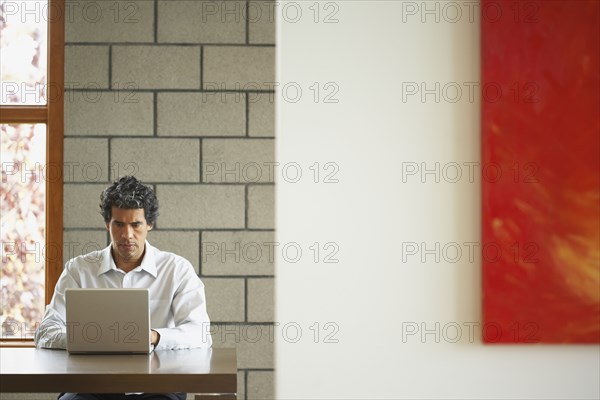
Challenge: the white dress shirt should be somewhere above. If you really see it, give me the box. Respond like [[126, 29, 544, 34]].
[[34, 241, 212, 350]]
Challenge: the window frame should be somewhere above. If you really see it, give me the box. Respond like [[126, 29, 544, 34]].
[[0, 0, 64, 343]]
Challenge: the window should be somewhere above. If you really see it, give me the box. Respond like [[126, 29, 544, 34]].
[[0, 0, 64, 341]]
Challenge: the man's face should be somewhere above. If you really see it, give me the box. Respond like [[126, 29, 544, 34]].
[[106, 207, 152, 266]]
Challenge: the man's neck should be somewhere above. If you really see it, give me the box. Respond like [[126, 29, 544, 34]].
[[112, 246, 145, 273]]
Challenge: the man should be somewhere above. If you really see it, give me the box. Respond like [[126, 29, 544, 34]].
[[35, 176, 212, 400]]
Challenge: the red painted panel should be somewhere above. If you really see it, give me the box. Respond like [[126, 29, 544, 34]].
[[481, 0, 599, 343]]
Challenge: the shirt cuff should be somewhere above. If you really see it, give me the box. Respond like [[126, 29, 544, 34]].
[[153, 328, 178, 350]]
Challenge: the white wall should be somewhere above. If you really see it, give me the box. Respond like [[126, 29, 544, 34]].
[[276, 2, 599, 399]]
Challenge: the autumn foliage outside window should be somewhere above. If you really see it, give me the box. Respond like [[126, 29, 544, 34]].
[[0, 0, 64, 340], [1, 124, 47, 336]]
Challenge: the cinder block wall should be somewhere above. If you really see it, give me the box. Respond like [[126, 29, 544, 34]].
[[63, 1, 275, 398]]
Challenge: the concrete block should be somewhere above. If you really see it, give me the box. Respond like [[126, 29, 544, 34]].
[[112, 46, 201, 89], [66, 0, 154, 43], [248, 94, 275, 137], [157, 1, 245, 44], [64, 91, 153, 136], [157, 185, 245, 229], [111, 138, 200, 182], [203, 278, 245, 322], [203, 47, 275, 90], [238, 371, 246, 400], [63, 230, 108, 262], [211, 324, 274, 368], [64, 138, 109, 183], [247, 370, 274, 400], [65, 45, 109, 88], [157, 93, 245, 137], [248, 1, 275, 44], [149, 230, 200, 273], [63, 184, 108, 228], [0, 394, 61, 400], [201, 231, 275, 276], [202, 139, 275, 183], [247, 278, 274, 322], [247, 185, 274, 229]]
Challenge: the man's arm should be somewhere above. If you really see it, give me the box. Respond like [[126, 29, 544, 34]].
[[34, 262, 80, 349], [153, 263, 212, 350]]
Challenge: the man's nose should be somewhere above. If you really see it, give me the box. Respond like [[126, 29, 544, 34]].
[[121, 225, 133, 238]]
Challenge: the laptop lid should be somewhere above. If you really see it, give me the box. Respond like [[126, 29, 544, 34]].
[[65, 288, 151, 354]]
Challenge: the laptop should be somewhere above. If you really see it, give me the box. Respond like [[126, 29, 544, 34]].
[[65, 288, 152, 354]]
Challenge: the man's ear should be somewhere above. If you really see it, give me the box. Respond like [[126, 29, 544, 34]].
[[147, 224, 153, 231], [105, 222, 110, 231]]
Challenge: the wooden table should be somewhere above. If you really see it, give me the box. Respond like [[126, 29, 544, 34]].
[[0, 347, 237, 398]]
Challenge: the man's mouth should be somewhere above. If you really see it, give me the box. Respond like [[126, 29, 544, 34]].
[[119, 243, 136, 251]]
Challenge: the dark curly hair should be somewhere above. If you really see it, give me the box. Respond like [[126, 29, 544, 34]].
[[100, 176, 159, 225]]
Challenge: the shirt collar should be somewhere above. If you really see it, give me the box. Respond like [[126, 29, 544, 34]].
[[97, 240, 157, 277]]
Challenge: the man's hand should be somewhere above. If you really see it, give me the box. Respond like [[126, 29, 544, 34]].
[[151, 329, 160, 346]]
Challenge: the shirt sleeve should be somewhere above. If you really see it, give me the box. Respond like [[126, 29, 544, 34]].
[[153, 262, 213, 350], [34, 260, 80, 349]]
